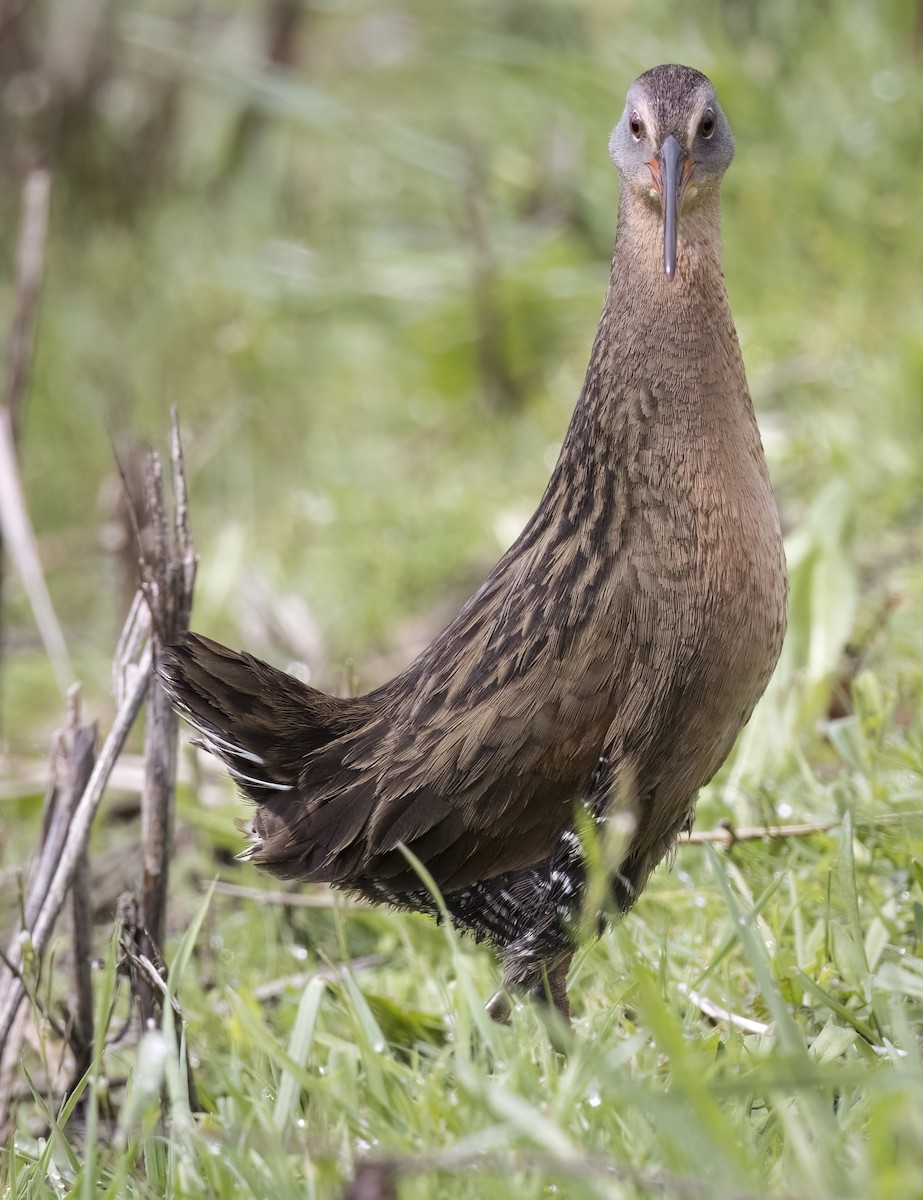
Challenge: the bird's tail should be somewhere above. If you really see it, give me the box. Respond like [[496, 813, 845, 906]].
[[158, 632, 367, 803]]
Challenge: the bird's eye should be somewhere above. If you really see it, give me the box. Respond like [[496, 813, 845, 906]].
[[700, 109, 716, 139], [629, 111, 644, 140]]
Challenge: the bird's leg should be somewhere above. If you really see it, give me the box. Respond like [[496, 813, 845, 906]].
[[530, 955, 572, 1023], [486, 949, 574, 1026]]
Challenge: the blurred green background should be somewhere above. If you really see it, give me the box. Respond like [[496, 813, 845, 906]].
[[1, 0, 921, 776]]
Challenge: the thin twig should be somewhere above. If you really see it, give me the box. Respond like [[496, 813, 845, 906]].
[[680, 818, 834, 847], [116, 892, 180, 1022], [114, 591, 151, 707], [678, 982, 771, 1036], [169, 407, 197, 606], [678, 809, 923, 849]]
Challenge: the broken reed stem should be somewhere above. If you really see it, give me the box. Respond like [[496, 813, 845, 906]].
[[65, 700, 99, 1088], [139, 452, 172, 1024], [137, 409, 196, 1024]]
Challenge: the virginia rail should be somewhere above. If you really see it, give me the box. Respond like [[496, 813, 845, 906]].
[[160, 64, 787, 1022]]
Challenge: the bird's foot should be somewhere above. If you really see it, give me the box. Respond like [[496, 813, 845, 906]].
[[486, 954, 573, 1029], [485, 988, 513, 1025]]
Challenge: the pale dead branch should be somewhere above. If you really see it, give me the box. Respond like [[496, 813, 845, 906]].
[[4, 169, 51, 431], [0, 168, 70, 695], [678, 982, 771, 1037], [0, 408, 74, 694]]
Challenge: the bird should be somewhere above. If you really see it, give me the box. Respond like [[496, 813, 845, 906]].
[[159, 64, 788, 1024]]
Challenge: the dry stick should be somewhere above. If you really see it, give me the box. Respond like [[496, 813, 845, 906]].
[[22, 689, 96, 933], [137, 452, 172, 1028], [136, 411, 197, 1026], [114, 589, 152, 707], [677, 983, 771, 1037], [681, 818, 838, 848], [116, 893, 179, 1022], [66, 701, 100, 1087], [0, 685, 97, 1132], [19, 689, 91, 923], [0, 630, 151, 1058], [679, 809, 923, 848]]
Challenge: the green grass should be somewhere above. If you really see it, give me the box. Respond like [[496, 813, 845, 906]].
[[6, 703, 923, 1198], [3, 0, 923, 1195]]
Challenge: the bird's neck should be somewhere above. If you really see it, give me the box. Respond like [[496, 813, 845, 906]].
[[549, 189, 758, 495], [585, 189, 748, 426], [608, 187, 729, 315]]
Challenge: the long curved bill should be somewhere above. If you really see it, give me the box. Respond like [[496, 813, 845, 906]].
[[649, 135, 694, 282]]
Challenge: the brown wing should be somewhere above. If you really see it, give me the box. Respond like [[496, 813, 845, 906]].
[[247, 531, 635, 893]]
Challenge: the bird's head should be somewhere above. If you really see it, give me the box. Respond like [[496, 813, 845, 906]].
[[609, 64, 735, 282]]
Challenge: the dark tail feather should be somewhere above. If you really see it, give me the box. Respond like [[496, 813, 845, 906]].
[[158, 632, 369, 802]]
